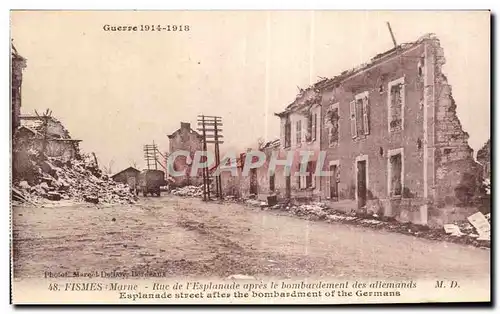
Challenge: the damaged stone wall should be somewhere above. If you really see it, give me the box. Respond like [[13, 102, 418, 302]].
[[276, 88, 322, 200], [318, 39, 428, 223], [477, 139, 490, 180], [11, 44, 26, 131], [431, 38, 484, 210], [168, 122, 204, 187]]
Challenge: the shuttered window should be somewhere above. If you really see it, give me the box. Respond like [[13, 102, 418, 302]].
[[363, 95, 370, 135], [352, 91, 371, 139], [355, 98, 365, 136], [307, 112, 312, 141], [350, 100, 356, 138], [312, 112, 317, 141]]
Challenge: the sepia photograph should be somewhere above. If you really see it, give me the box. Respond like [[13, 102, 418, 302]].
[[10, 10, 491, 304]]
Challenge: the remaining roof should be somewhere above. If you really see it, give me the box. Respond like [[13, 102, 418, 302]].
[[11, 43, 26, 61], [167, 123, 203, 139], [260, 138, 280, 150], [19, 114, 81, 141], [111, 167, 141, 178], [276, 33, 438, 116]]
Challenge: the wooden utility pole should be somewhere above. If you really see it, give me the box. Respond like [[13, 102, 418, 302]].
[[143, 142, 160, 170], [197, 115, 224, 201], [35, 109, 52, 157], [386, 22, 398, 48], [200, 115, 209, 201]]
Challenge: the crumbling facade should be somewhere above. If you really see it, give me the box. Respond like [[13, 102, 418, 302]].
[[274, 34, 482, 226], [11, 43, 26, 131], [477, 139, 490, 181], [167, 122, 204, 187], [275, 88, 322, 200], [18, 115, 81, 160]]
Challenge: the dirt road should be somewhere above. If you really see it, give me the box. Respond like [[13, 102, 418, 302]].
[[12, 195, 490, 281]]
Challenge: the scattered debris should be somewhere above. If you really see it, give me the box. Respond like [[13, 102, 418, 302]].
[[444, 224, 465, 237], [13, 153, 136, 206], [245, 199, 267, 208], [171, 185, 203, 197], [289, 203, 329, 219], [262, 202, 489, 248], [467, 212, 490, 241]]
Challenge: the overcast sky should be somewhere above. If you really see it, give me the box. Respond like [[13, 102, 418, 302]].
[[11, 11, 490, 172]]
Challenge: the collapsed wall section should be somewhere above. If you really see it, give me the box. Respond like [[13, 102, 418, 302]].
[[430, 38, 484, 214]]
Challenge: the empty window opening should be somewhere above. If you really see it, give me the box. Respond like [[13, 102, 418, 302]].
[[389, 79, 404, 131], [284, 118, 291, 148], [327, 105, 340, 146]]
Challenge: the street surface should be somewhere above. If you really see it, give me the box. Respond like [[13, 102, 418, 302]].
[[13, 195, 490, 281]]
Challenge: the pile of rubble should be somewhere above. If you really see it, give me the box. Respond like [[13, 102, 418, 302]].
[[288, 203, 329, 219], [12, 154, 136, 206], [171, 185, 203, 197], [247, 200, 490, 248], [245, 199, 267, 207]]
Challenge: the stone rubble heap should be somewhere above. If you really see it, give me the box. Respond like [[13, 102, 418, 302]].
[[13, 154, 136, 206], [288, 203, 329, 219], [248, 200, 490, 248], [171, 185, 204, 197], [245, 199, 267, 207]]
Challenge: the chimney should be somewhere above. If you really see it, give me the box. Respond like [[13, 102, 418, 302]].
[[180, 122, 190, 130]]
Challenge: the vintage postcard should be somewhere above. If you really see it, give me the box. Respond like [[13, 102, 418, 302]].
[[10, 10, 491, 304]]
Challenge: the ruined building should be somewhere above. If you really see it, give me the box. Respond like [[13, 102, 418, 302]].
[[477, 139, 491, 180], [167, 122, 204, 187], [11, 43, 26, 131], [17, 114, 82, 160], [275, 34, 482, 226], [275, 88, 323, 201]]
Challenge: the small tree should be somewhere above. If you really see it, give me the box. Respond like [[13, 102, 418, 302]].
[[102, 159, 115, 175]]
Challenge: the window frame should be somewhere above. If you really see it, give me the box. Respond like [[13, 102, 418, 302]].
[[312, 111, 317, 141], [305, 160, 315, 188], [387, 77, 405, 133], [352, 91, 370, 139], [284, 118, 291, 148], [295, 120, 302, 146], [328, 102, 340, 147]]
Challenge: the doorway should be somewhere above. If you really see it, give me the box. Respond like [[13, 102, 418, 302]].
[[357, 159, 367, 208], [285, 175, 291, 198], [269, 173, 275, 192], [330, 164, 339, 201], [250, 168, 258, 195]]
